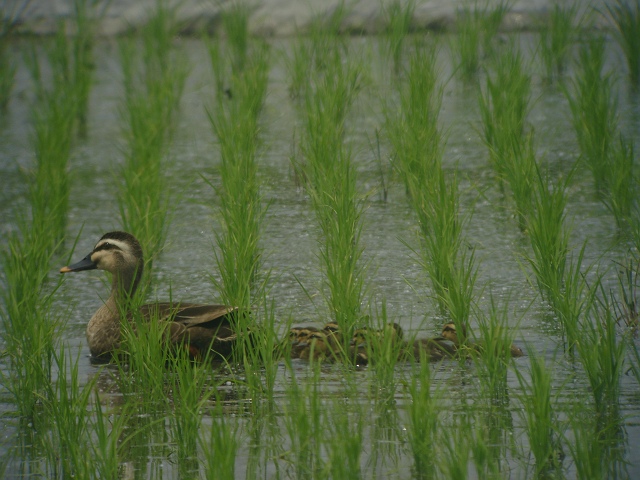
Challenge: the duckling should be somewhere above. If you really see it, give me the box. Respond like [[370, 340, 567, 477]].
[[289, 327, 320, 359], [441, 322, 524, 358], [60, 231, 241, 361], [349, 322, 405, 364], [351, 322, 404, 347], [322, 321, 344, 348], [298, 331, 338, 361]]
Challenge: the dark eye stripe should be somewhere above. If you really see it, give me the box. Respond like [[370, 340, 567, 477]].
[[94, 241, 121, 253]]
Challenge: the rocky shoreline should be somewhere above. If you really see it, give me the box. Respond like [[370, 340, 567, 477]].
[[4, 0, 604, 37]]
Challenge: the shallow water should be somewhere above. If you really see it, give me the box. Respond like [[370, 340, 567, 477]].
[[1, 33, 640, 478]]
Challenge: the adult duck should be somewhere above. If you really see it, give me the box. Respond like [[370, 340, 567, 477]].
[[60, 231, 239, 361]]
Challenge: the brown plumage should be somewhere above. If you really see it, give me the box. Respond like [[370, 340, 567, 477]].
[[60, 231, 240, 361]]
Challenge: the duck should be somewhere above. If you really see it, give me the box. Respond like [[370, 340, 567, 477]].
[[60, 231, 240, 361], [349, 322, 406, 363], [441, 322, 524, 358], [297, 330, 339, 361], [408, 336, 457, 362], [289, 327, 320, 359]]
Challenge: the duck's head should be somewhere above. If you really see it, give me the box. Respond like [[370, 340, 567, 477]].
[[350, 327, 370, 347], [289, 327, 304, 343], [442, 322, 467, 345], [322, 322, 343, 343], [60, 231, 143, 276], [384, 322, 404, 340]]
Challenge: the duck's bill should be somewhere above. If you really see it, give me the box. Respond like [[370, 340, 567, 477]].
[[60, 254, 97, 273]]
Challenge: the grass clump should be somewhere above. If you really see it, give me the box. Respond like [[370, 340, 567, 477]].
[[606, 0, 640, 86]]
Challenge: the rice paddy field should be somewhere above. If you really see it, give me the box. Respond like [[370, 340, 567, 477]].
[[1, 1, 640, 478]]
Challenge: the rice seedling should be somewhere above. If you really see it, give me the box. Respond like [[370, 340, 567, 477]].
[[387, 41, 478, 326], [404, 358, 440, 479], [69, 0, 97, 138], [478, 43, 535, 226], [0, 8, 19, 111], [324, 394, 364, 479], [0, 56, 74, 418], [452, 4, 482, 81], [565, 402, 626, 479], [281, 367, 324, 479], [538, 1, 580, 83], [285, 37, 312, 99], [565, 35, 618, 196], [575, 281, 626, 418], [606, 0, 640, 86], [386, 42, 442, 193], [118, 1, 188, 279], [0, 228, 62, 423], [473, 294, 519, 401], [524, 168, 570, 310], [169, 355, 215, 471], [90, 395, 136, 480], [451, 0, 511, 81], [207, 42, 269, 310], [221, 1, 251, 73], [40, 346, 96, 478], [307, 0, 350, 69], [438, 413, 471, 480], [295, 42, 368, 341], [382, 0, 415, 74], [602, 135, 636, 229], [200, 403, 239, 480], [514, 351, 563, 476], [30, 87, 76, 249]]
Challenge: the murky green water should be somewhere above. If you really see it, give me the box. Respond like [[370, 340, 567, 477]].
[[1, 34, 639, 478]]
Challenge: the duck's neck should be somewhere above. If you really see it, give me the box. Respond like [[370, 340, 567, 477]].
[[110, 264, 143, 309], [86, 264, 143, 358]]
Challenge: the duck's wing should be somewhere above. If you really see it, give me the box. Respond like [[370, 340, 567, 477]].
[[140, 303, 238, 328]]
